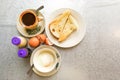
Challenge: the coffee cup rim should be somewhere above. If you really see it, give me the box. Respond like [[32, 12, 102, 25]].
[[19, 9, 38, 29]]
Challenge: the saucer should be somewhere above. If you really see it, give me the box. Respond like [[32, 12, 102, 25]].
[[17, 9, 45, 37], [30, 45, 61, 76]]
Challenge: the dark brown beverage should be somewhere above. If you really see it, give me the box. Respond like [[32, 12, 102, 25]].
[[22, 13, 36, 26]]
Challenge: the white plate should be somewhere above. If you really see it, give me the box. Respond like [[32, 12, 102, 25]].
[[30, 45, 61, 77], [17, 9, 45, 37], [45, 8, 86, 48]]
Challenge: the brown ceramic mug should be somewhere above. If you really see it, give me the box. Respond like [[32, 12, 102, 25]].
[[19, 8, 43, 30]]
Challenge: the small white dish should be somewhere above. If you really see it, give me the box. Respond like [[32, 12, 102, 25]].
[[17, 9, 45, 37], [30, 45, 61, 77], [45, 8, 86, 48]]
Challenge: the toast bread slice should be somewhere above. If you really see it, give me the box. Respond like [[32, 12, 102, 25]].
[[49, 10, 71, 38], [58, 15, 77, 42]]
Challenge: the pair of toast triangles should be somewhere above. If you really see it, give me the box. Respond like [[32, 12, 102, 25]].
[[49, 10, 77, 42]]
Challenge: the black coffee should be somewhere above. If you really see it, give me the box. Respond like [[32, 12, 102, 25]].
[[22, 13, 36, 26]]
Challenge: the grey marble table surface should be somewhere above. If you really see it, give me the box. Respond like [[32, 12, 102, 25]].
[[1, 0, 120, 80]]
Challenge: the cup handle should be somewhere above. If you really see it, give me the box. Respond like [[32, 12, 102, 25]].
[[37, 16, 44, 22]]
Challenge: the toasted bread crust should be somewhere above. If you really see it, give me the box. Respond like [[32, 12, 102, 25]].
[[49, 10, 71, 39], [49, 10, 77, 42]]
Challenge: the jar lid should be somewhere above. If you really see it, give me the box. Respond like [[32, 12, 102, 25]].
[[12, 37, 21, 45], [18, 48, 28, 58]]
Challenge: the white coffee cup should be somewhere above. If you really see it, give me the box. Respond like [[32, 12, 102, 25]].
[[33, 48, 58, 73]]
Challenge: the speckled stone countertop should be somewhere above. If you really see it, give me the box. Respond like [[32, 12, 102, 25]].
[[0, 0, 120, 80]]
